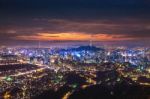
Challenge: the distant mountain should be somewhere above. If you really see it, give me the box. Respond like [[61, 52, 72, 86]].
[[60, 46, 104, 52]]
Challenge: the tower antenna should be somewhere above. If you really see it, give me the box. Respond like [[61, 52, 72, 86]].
[[90, 34, 93, 46], [38, 41, 41, 48]]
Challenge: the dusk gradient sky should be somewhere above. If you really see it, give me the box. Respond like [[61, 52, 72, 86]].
[[0, 0, 150, 46]]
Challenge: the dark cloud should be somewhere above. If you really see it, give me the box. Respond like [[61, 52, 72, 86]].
[[0, 0, 150, 46]]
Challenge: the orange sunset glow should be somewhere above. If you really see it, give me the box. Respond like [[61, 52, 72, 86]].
[[15, 32, 133, 41]]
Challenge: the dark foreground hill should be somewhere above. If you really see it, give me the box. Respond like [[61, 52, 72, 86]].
[[33, 83, 150, 99]]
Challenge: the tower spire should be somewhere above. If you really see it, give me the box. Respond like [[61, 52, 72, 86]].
[[38, 41, 41, 48], [90, 34, 93, 46]]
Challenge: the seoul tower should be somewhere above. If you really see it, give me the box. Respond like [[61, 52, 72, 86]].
[[90, 34, 93, 47]]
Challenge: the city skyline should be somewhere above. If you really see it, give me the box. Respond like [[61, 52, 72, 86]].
[[1, 1, 150, 99]]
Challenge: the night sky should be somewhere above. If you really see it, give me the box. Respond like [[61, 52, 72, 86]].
[[0, 0, 150, 47]]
